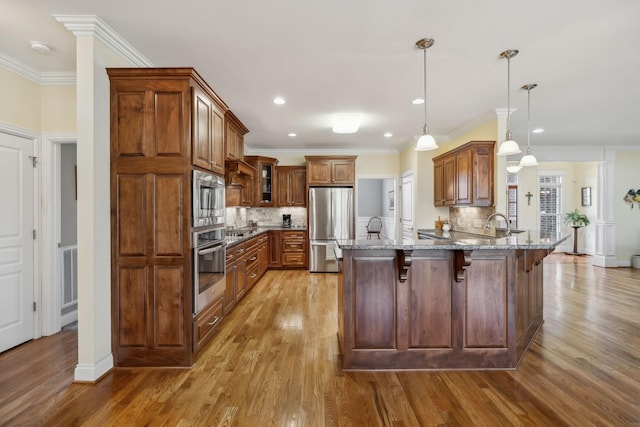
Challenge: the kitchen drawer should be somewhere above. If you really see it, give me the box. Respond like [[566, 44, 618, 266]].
[[245, 247, 259, 269], [282, 252, 305, 266], [283, 240, 305, 252], [283, 231, 306, 240], [246, 262, 260, 288], [226, 242, 246, 265], [193, 297, 224, 353]]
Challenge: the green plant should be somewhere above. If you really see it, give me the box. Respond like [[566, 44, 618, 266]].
[[564, 209, 590, 227]]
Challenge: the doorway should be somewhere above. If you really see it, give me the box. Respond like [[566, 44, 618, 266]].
[[356, 178, 397, 239], [59, 144, 78, 327]]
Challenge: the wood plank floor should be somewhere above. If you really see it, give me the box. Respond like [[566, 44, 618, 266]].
[[1, 254, 639, 426]]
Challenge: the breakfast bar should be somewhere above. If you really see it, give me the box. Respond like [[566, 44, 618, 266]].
[[336, 231, 569, 371]]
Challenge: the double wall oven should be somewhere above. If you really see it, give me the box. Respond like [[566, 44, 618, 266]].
[[192, 170, 226, 315]]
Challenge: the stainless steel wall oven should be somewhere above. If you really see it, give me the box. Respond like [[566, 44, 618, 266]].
[[192, 170, 226, 315]]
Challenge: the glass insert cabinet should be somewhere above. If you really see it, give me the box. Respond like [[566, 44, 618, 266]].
[[245, 156, 278, 207]]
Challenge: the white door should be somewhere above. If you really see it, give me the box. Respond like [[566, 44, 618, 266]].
[[400, 173, 414, 239], [0, 132, 34, 352]]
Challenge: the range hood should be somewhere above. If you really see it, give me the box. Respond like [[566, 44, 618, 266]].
[[225, 160, 255, 186]]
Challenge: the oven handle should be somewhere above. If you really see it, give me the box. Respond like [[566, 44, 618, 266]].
[[198, 241, 226, 256]]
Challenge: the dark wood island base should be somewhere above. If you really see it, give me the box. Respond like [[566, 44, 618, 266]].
[[337, 241, 564, 371]]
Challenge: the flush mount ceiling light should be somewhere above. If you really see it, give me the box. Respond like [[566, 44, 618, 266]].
[[506, 161, 522, 174], [532, 128, 544, 134], [288, 133, 297, 137], [384, 132, 393, 138], [497, 49, 521, 156], [332, 113, 362, 134], [519, 83, 539, 167], [30, 40, 51, 54], [273, 97, 286, 105], [415, 38, 438, 151], [412, 98, 424, 105]]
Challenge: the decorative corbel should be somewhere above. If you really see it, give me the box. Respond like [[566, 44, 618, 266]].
[[454, 250, 472, 282], [397, 250, 412, 282]]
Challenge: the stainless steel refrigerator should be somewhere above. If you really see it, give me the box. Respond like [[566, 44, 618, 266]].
[[309, 187, 354, 272]]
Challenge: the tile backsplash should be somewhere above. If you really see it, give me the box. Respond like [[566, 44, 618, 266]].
[[225, 207, 307, 229], [448, 206, 503, 237]]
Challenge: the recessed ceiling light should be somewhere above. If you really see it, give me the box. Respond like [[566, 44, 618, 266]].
[[532, 128, 544, 134], [273, 97, 286, 105], [30, 40, 51, 54], [288, 133, 296, 137], [384, 132, 393, 138], [332, 113, 362, 134], [412, 98, 424, 105]]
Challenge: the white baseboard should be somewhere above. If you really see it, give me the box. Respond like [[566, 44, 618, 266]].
[[74, 353, 114, 383]]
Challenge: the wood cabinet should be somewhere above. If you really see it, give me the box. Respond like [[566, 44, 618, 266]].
[[225, 161, 255, 207], [224, 233, 270, 315], [339, 247, 548, 370], [109, 68, 233, 367], [432, 141, 495, 207], [225, 111, 248, 161], [193, 296, 223, 353], [268, 230, 282, 268], [282, 231, 307, 268], [305, 156, 356, 186], [276, 166, 306, 207], [192, 85, 226, 176], [245, 156, 278, 207]]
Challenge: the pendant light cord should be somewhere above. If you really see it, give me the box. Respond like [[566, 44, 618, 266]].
[[423, 45, 428, 135], [506, 55, 511, 136]]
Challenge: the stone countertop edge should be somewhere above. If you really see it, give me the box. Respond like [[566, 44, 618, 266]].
[[226, 226, 307, 247], [336, 231, 570, 251]]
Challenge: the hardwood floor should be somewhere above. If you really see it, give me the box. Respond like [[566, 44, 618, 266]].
[[1, 254, 639, 426]]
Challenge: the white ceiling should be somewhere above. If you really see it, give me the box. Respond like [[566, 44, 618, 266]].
[[2, 0, 639, 152]]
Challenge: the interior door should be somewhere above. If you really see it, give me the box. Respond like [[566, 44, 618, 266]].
[[0, 132, 34, 353], [401, 173, 414, 239]]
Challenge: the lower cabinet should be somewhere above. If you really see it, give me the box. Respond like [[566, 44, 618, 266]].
[[282, 231, 308, 268], [268, 230, 282, 267], [193, 295, 224, 353], [225, 243, 246, 314]]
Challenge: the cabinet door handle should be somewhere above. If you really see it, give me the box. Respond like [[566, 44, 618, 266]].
[[208, 316, 220, 326], [249, 256, 257, 261], [250, 273, 257, 278]]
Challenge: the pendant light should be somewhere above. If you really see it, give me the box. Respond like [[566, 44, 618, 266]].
[[497, 49, 521, 156], [414, 38, 438, 151], [519, 83, 539, 167], [506, 161, 522, 174]]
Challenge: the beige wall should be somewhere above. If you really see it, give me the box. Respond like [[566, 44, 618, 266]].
[[614, 151, 640, 262], [0, 68, 41, 131], [0, 68, 76, 132], [41, 84, 76, 132]]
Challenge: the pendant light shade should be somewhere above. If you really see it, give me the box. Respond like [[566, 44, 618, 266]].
[[506, 161, 522, 174], [497, 50, 521, 156], [519, 83, 539, 167], [414, 38, 438, 151]]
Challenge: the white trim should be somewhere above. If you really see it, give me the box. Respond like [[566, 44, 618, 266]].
[[447, 109, 499, 141], [74, 353, 114, 383], [244, 147, 400, 155], [0, 53, 76, 86], [54, 15, 153, 67], [40, 133, 77, 336]]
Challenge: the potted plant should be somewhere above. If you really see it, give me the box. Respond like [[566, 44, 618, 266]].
[[563, 209, 590, 254]]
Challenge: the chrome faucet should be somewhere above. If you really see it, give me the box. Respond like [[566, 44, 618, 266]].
[[485, 213, 511, 236]]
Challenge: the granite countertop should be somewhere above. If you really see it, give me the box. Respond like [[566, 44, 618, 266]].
[[225, 226, 307, 246], [336, 229, 569, 251]]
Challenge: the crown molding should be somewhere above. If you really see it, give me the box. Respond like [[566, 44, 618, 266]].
[[0, 53, 43, 84], [244, 147, 400, 156], [54, 15, 153, 67]]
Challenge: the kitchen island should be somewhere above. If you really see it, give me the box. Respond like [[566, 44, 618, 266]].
[[336, 231, 569, 371]]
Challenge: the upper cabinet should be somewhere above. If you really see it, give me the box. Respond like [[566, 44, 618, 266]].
[[191, 81, 228, 176], [245, 156, 278, 207], [276, 166, 306, 207], [433, 141, 495, 207], [225, 111, 248, 161], [305, 156, 356, 186]]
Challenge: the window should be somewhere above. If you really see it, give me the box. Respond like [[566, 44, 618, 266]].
[[539, 175, 563, 241], [507, 173, 518, 229]]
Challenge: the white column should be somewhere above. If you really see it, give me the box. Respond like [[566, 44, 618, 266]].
[[56, 15, 152, 382], [593, 150, 617, 267]]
